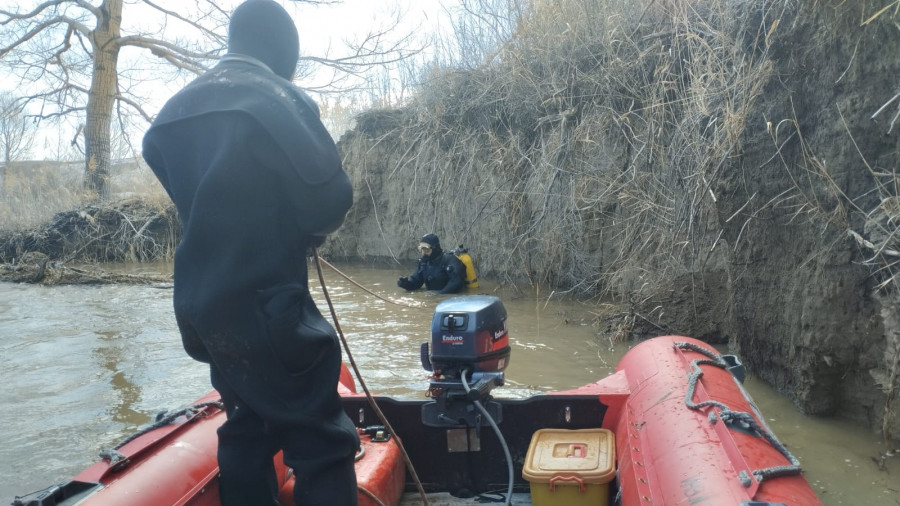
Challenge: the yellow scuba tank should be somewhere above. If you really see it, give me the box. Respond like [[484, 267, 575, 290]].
[[453, 245, 479, 289]]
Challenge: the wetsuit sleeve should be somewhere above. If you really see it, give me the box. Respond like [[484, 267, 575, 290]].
[[438, 256, 467, 294], [400, 260, 426, 290], [296, 165, 353, 237], [286, 89, 353, 236]]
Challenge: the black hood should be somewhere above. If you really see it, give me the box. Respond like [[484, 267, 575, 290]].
[[420, 233, 441, 250], [228, 0, 299, 79], [420, 233, 442, 260]]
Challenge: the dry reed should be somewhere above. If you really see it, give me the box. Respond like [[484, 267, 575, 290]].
[[339, 0, 779, 301]]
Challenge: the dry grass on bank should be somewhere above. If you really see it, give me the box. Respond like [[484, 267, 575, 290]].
[[0, 161, 84, 232], [0, 159, 178, 264], [345, 0, 779, 299], [0, 159, 170, 232]]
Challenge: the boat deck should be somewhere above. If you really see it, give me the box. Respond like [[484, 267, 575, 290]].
[[398, 492, 533, 505]]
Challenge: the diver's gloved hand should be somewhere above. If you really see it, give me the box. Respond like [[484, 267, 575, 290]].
[[397, 276, 413, 290]]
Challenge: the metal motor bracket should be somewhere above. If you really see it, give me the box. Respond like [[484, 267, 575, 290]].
[[421, 398, 503, 428]]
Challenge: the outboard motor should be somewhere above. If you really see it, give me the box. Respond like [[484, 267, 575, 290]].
[[420, 295, 510, 428]]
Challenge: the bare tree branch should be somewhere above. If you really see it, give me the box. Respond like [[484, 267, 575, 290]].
[[0, 1, 72, 24], [0, 92, 37, 164], [139, 0, 225, 45], [118, 34, 218, 74], [0, 0, 424, 199], [0, 16, 92, 58], [114, 92, 154, 123]]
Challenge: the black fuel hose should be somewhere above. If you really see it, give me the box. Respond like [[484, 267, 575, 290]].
[[461, 370, 513, 506]]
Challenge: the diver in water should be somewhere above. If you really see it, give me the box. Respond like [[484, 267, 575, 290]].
[[141, 1, 359, 504], [397, 233, 467, 294]]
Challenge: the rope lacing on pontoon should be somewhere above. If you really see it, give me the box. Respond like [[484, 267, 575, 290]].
[[99, 401, 224, 466], [674, 341, 803, 486]]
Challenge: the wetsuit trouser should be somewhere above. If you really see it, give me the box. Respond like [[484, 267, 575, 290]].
[[211, 364, 359, 506], [187, 283, 359, 506]]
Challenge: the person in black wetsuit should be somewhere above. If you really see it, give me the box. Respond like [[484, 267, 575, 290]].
[[141, 1, 359, 505], [397, 233, 467, 294]]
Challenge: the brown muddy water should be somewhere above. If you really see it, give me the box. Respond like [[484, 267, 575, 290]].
[[0, 262, 896, 505]]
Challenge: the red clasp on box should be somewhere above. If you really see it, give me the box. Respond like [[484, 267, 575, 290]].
[[567, 443, 586, 458]]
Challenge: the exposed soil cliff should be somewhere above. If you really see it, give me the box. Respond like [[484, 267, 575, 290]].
[[327, 0, 900, 441]]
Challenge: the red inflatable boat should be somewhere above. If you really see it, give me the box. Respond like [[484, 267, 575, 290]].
[[13, 296, 821, 506]]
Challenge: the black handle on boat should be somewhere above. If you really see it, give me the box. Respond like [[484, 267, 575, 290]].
[[465, 372, 504, 402], [420, 342, 433, 371]]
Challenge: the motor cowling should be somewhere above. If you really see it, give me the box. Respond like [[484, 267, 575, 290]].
[[421, 295, 510, 428], [421, 295, 510, 378]]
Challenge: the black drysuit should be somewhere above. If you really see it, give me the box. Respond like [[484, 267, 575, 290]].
[[398, 248, 467, 294], [142, 56, 359, 505]]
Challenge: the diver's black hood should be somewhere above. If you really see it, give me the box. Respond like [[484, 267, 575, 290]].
[[420, 233, 443, 260], [228, 0, 299, 79]]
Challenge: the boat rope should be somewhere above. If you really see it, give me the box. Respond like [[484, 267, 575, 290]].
[[98, 401, 224, 466], [674, 341, 803, 487], [357, 486, 387, 506], [317, 256, 426, 308], [313, 249, 430, 506]]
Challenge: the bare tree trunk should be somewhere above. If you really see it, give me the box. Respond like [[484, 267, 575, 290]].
[[84, 0, 122, 202]]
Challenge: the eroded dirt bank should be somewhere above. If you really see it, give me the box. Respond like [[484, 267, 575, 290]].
[[326, 0, 900, 442]]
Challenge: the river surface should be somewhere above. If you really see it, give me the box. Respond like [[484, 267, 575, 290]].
[[0, 262, 896, 505]]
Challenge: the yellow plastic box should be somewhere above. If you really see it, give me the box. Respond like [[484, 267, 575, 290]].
[[522, 428, 615, 506]]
